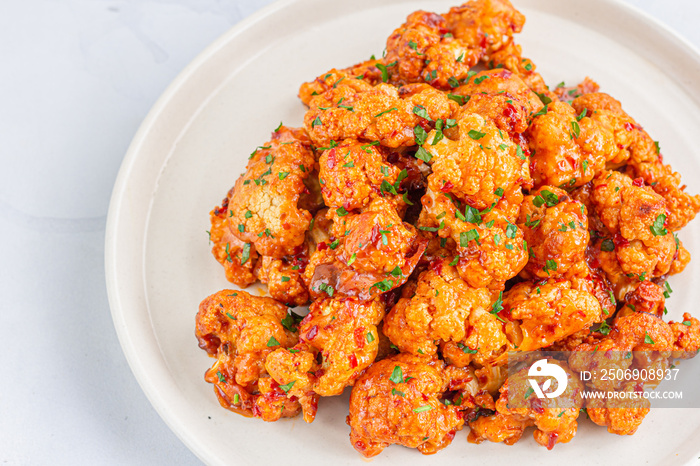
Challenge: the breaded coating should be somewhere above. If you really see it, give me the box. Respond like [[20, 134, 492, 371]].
[[502, 280, 602, 352], [586, 382, 650, 436], [347, 354, 463, 457], [318, 139, 402, 211], [616, 281, 666, 319], [298, 68, 375, 107], [589, 171, 676, 280], [304, 82, 457, 149], [225, 126, 316, 258], [425, 111, 529, 217], [195, 290, 302, 421], [209, 197, 258, 287], [467, 412, 529, 445], [383, 260, 504, 365], [486, 40, 551, 97], [572, 92, 700, 230], [517, 186, 589, 279]]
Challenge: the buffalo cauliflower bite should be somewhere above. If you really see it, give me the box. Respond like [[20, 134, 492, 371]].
[[298, 68, 374, 107], [195, 290, 301, 421], [589, 171, 676, 280], [383, 259, 504, 363], [517, 186, 589, 279], [420, 187, 528, 290], [305, 197, 427, 300], [571, 92, 700, 230], [443, 0, 525, 58], [585, 381, 651, 436], [485, 40, 551, 98], [209, 197, 258, 287], [494, 360, 584, 449], [670, 313, 700, 359], [225, 126, 316, 258], [452, 68, 544, 136], [347, 353, 464, 457], [318, 139, 403, 211], [526, 100, 613, 189], [502, 280, 602, 352], [254, 256, 309, 306], [425, 111, 529, 218], [304, 82, 457, 149], [467, 412, 530, 445], [383, 10, 480, 89]]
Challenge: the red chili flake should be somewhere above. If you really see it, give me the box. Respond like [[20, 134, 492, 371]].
[[632, 177, 644, 187], [317, 242, 328, 251], [613, 233, 629, 248], [624, 122, 634, 131], [348, 353, 358, 368], [306, 325, 319, 341], [440, 180, 454, 192], [531, 398, 545, 414], [354, 327, 366, 349], [546, 432, 559, 450], [429, 258, 444, 275]]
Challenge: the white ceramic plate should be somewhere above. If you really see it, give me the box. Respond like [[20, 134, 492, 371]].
[[105, 0, 700, 464]]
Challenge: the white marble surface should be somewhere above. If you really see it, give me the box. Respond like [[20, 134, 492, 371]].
[[0, 1, 698, 464]]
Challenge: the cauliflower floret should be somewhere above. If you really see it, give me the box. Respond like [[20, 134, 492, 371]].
[[670, 313, 700, 359], [254, 256, 309, 306], [425, 111, 529, 218], [195, 290, 301, 421], [527, 100, 612, 189], [420, 187, 528, 290], [586, 381, 650, 435], [467, 412, 530, 446], [318, 139, 402, 211], [517, 186, 589, 279], [209, 197, 258, 287], [572, 92, 700, 230], [304, 82, 457, 149], [382, 259, 502, 363], [347, 354, 464, 457], [502, 280, 602, 352], [226, 126, 316, 258], [590, 170, 676, 280], [384, 10, 480, 89]]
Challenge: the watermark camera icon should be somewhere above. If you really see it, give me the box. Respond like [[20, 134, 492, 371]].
[[528, 359, 568, 399]]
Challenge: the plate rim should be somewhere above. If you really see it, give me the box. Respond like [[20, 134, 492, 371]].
[[105, 0, 700, 464]]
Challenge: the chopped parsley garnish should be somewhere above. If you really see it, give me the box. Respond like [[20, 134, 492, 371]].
[[266, 336, 280, 347], [468, 129, 486, 140], [216, 371, 226, 383], [601, 239, 615, 252], [644, 332, 655, 345], [317, 283, 335, 297], [279, 381, 295, 393], [460, 229, 480, 246], [374, 107, 398, 118], [413, 405, 433, 413], [414, 125, 428, 145], [336, 207, 349, 217], [415, 147, 433, 162], [412, 105, 432, 120], [650, 213, 668, 236], [240, 243, 251, 265], [390, 365, 404, 384], [311, 116, 322, 128]]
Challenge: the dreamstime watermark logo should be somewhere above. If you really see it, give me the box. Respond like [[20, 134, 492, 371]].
[[528, 359, 568, 399]]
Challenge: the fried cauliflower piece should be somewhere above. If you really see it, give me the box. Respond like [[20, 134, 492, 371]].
[[304, 82, 457, 149], [347, 354, 463, 457], [383, 259, 505, 365], [209, 197, 259, 287], [304, 197, 427, 300], [586, 381, 650, 436], [486, 40, 551, 97], [451, 68, 544, 136], [589, 170, 676, 280], [298, 68, 375, 107], [469, 360, 584, 449], [318, 138, 402, 211], [670, 313, 700, 359], [195, 290, 302, 421], [616, 280, 666, 319], [298, 297, 385, 396], [572, 92, 700, 230], [420, 187, 528, 290], [517, 186, 589, 279], [502, 280, 602, 352], [425, 111, 529, 218], [527, 100, 614, 189], [384, 10, 480, 89], [467, 412, 529, 445], [225, 126, 316, 258], [254, 256, 309, 306], [443, 0, 525, 58]]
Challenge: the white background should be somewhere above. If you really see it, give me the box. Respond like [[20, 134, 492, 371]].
[[1, 0, 698, 464]]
